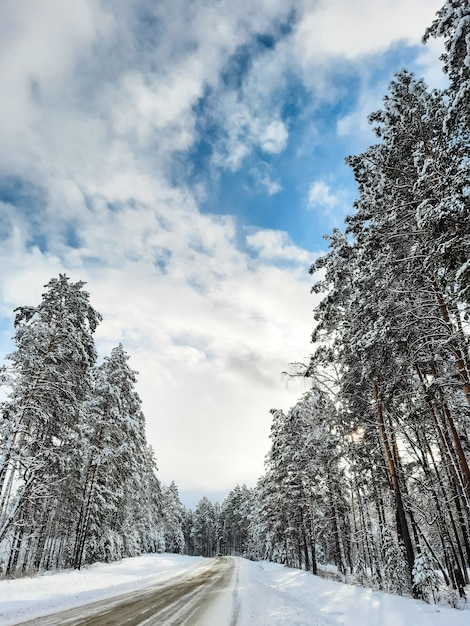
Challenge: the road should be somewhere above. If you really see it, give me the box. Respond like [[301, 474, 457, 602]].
[[17, 557, 239, 626]]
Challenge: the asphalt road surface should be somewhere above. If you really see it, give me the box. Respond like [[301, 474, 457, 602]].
[[18, 557, 239, 626]]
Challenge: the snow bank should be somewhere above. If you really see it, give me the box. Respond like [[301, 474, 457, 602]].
[[237, 559, 470, 626]]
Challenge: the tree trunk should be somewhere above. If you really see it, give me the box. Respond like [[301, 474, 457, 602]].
[[373, 383, 415, 583]]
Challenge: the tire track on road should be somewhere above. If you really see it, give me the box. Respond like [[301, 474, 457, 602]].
[[16, 557, 236, 626]]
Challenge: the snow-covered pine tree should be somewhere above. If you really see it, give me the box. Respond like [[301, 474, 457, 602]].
[[412, 551, 441, 603], [306, 65, 470, 596], [382, 527, 412, 596], [254, 389, 350, 577], [425, 0, 470, 131], [73, 344, 162, 568], [220, 484, 254, 556], [138, 445, 165, 554], [182, 507, 195, 556], [424, 1, 470, 306], [191, 497, 219, 557], [0, 275, 100, 574], [161, 482, 185, 554]]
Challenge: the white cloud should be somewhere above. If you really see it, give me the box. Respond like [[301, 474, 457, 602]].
[[259, 120, 288, 154], [261, 176, 282, 196], [293, 0, 443, 64], [307, 180, 338, 208], [210, 91, 289, 171], [306, 179, 353, 229], [206, 0, 444, 173], [250, 168, 282, 196], [246, 229, 315, 266], [414, 37, 448, 90]]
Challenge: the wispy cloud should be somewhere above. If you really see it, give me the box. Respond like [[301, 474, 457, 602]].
[[249, 167, 282, 196], [247, 229, 314, 265], [306, 178, 353, 230], [307, 180, 339, 208]]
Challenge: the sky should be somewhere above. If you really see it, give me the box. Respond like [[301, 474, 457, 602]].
[[0, 0, 446, 508]]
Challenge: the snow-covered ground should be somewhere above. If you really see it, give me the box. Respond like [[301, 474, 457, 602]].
[[0, 553, 468, 626]]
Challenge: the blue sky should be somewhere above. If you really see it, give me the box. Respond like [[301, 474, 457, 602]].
[[0, 0, 445, 507]]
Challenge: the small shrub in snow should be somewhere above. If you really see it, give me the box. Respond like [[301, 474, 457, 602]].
[[412, 552, 441, 603]]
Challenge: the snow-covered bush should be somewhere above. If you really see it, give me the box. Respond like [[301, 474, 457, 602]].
[[412, 552, 441, 603]]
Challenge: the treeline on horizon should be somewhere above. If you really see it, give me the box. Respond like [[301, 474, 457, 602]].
[[1, 0, 470, 611]]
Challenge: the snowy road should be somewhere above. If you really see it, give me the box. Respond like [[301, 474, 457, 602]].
[[1, 553, 469, 626], [14, 557, 238, 626]]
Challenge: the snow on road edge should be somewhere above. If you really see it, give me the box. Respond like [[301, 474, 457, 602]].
[[236, 559, 470, 626]]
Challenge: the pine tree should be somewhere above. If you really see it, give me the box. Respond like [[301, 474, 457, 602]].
[[253, 390, 350, 576], [220, 484, 254, 556], [306, 67, 470, 595], [382, 527, 412, 596], [412, 551, 441, 603], [191, 497, 218, 557], [74, 344, 162, 568], [161, 482, 185, 554], [424, 1, 470, 305], [0, 275, 100, 573]]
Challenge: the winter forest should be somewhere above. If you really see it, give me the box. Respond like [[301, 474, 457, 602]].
[[1, 0, 470, 611]]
